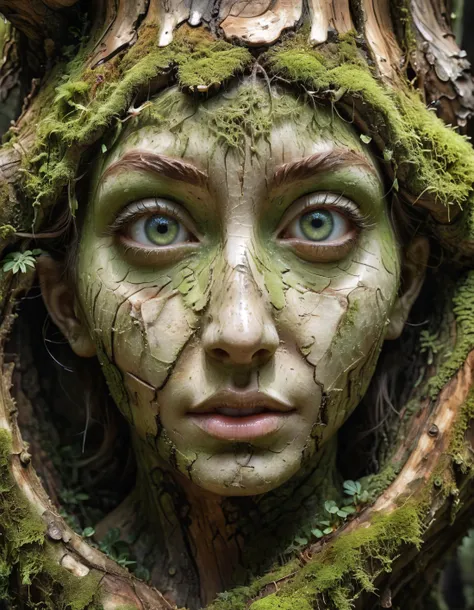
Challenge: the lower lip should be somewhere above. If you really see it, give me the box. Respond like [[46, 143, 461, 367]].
[[189, 413, 292, 441]]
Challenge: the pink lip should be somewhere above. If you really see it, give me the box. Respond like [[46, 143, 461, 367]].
[[188, 390, 295, 441], [189, 413, 291, 441]]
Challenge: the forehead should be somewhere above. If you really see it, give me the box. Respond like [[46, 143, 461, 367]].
[[103, 81, 372, 175]]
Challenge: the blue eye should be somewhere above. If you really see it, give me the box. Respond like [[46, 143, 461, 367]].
[[286, 208, 352, 242]]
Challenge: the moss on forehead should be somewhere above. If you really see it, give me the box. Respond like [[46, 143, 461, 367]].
[[20, 25, 252, 213], [15, 23, 474, 247], [264, 33, 474, 212], [205, 84, 302, 152]]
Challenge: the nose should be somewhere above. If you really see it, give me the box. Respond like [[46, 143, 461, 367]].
[[202, 263, 279, 366]]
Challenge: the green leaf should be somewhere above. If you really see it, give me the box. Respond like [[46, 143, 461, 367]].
[[360, 134, 372, 144], [324, 500, 339, 514], [323, 527, 333, 535], [343, 480, 358, 496], [383, 149, 393, 162], [311, 528, 324, 539], [101, 143, 108, 154], [339, 505, 356, 515], [82, 527, 95, 537], [102, 527, 121, 545], [31, 249, 44, 256], [360, 490, 369, 503], [134, 566, 151, 582], [2, 261, 16, 272], [393, 177, 399, 192], [294, 536, 308, 545]]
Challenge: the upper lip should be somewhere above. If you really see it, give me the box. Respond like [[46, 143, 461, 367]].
[[189, 389, 295, 414]]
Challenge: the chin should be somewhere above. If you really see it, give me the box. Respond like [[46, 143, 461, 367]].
[[184, 450, 302, 497]]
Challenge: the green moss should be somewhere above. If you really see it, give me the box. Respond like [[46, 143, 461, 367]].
[[21, 26, 252, 214], [449, 387, 474, 469], [208, 85, 302, 152], [361, 463, 401, 501], [428, 272, 474, 398], [177, 40, 251, 89], [0, 429, 103, 608], [264, 34, 474, 213], [0, 180, 18, 230], [0, 225, 15, 240], [17, 23, 474, 238], [207, 505, 422, 610], [248, 504, 422, 610], [207, 561, 300, 610], [0, 430, 46, 575]]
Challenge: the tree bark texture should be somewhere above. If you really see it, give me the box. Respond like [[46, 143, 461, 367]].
[[1, 1, 474, 609]]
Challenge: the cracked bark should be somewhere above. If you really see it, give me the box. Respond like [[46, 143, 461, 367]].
[[1, 0, 474, 609]]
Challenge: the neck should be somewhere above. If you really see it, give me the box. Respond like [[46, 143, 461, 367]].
[[102, 436, 340, 609]]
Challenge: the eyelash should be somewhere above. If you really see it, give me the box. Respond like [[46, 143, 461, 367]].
[[280, 192, 373, 234], [106, 193, 370, 253], [105, 199, 192, 237]]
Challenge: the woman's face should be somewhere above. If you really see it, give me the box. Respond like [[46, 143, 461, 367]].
[[55, 85, 420, 496]]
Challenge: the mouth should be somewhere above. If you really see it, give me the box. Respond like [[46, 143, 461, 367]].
[[188, 391, 296, 441]]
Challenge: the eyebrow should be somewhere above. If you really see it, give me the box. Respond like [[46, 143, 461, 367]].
[[273, 148, 377, 189], [101, 150, 209, 188]]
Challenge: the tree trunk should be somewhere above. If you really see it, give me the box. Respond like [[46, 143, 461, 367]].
[[1, 1, 474, 609]]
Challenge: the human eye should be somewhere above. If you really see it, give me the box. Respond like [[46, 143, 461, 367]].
[[277, 193, 370, 262], [110, 198, 199, 250]]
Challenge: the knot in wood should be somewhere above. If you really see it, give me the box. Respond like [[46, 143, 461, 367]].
[[428, 424, 439, 437], [19, 450, 31, 465], [47, 522, 63, 541]]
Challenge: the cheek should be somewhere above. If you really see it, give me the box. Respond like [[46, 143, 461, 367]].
[[77, 246, 200, 437], [276, 233, 400, 431]]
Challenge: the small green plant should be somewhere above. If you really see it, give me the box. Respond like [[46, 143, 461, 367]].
[[420, 330, 443, 365], [82, 527, 95, 538], [310, 500, 356, 540], [59, 487, 89, 506], [98, 527, 136, 568], [343, 479, 369, 508], [287, 479, 369, 552], [1, 249, 43, 274]]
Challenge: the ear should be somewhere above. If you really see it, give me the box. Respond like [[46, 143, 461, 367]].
[[385, 236, 430, 341], [37, 255, 96, 358]]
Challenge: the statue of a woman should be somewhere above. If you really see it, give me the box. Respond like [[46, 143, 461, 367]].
[[35, 80, 429, 607], [1, 2, 474, 609]]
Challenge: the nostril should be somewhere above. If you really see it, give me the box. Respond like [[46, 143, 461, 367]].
[[254, 348, 271, 363], [210, 348, 229, 362]]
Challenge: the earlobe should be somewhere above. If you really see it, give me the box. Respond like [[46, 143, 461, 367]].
[[385, 236, 430, 341], [37, 255, 96, 358]]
